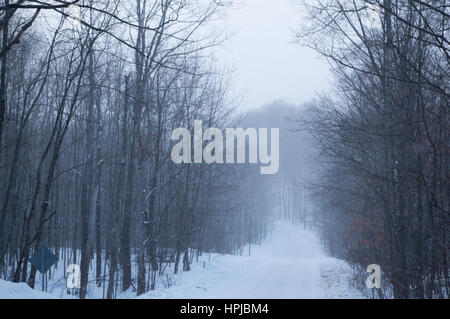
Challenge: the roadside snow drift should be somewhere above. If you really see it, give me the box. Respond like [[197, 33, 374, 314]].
[[0, 280, 54, 299]]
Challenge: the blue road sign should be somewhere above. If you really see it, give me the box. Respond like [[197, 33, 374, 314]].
[[29, 245, 57, 274]]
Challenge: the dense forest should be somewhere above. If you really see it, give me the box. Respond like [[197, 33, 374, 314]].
[[0, 0, 314, 299], [297, 0, 449, 298], [0, 0, 448, 299], [0, 0, 265, 298]]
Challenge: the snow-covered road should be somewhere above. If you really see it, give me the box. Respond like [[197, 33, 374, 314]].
[[205, 221, 325, 298], [139, 221, 363, 299]]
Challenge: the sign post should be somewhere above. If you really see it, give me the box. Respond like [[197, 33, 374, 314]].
[[29, 245, 57, 291]]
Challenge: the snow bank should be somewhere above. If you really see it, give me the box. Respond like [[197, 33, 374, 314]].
[[319, 258, 363, 299], [0, 280, 55, 299]]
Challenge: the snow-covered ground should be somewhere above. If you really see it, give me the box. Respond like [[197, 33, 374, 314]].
[[137, 221, 363, 299], [0, 221, 363, 299], [0, 279, 55, 299]]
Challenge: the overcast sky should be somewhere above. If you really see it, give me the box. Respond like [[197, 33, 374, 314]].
[[216, 0, 330, 111]]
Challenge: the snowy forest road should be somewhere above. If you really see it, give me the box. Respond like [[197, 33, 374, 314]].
[[139, 221, 362, 299], [206, 221, 325, 298]]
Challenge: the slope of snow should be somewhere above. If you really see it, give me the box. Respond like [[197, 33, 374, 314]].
[[138, 220, 363, 299], [0, 280, 55, 299]]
